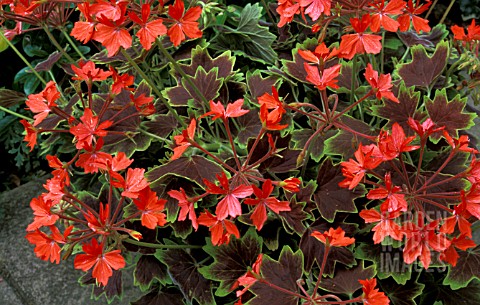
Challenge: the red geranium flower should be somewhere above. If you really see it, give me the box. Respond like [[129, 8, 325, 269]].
[[26, 225, 72, 264], [129, 4, 167, 50], [70, 108, 113, 150], [364, 63, 399, 103], [359, 278, 390, 305], [168, 187, 198, 230], [311, 227, 355, 247], [339, 15, 383, 60], [74, 238, 126, 286], [171, 118, 196, 160], [133, 187, 167, 229], [198, 210, 240, 246], [203, 172, 253, 220], [167, 0, 202, 46]]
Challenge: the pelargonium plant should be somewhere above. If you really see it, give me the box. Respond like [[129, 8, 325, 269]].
[[1, 0, 479, 304]]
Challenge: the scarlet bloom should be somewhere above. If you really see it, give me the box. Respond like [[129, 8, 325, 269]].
[[369, 0, 406, 32], [168, 188, 198, 230], [451, 19, 480, 42], [171, 118, 196, 160], [407, 117, 444, 139], [360, 208, 403, 244], [298, 42, 339, 64], [440, 193, 472, 238], [121, 168, 149, 199], [443, 131, 478, 154], [110, 67, 135, 94], [304, 63, 342, 90], [26, 225, 72, 264], [93, 7, 132, 56], [234, 253, 263, 297], [70, 3, 96, 44], [203, 172, 253, 220], [397, 0, 431, 33], [198, 210, 240, 246], [20, 119, 38, 151], [244, 179, 291, 230], [440, 234, 476, 267], [279, 177, 301, 192], [203, 99, 249, 121], [311, 227, 355, 247], [364, 63, 399, 103], [129, 4, 167, 50], [70, 108, 113, 150], [131, 93, 155, 116], [167, 0, 203, 47], [367, 172, 408, 212], [46, 155, 70, 186], [25, 81, 60, 126], [259, 103, 288, 131], [74, 239, 126, 286], [339, 144, 383, 190], [71, 60, 112, 83], [299, 0, 332, 21], [26, 195, 59, 231], [377, 122, 419, 160], [276, 0, 300, 27], [339, 14, 383, 60], [75, 139, 112, 173], [83, 203, 111, 235], [402, 212, 451, 269], [359, 278, 390, 305], [133, 187, 167, 229]]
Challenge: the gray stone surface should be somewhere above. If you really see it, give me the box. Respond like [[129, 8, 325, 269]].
[[0, 177, 142, 305]]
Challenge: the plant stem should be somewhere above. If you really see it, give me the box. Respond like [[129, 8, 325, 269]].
[[313, 245, 330, 299], [0, 106, 32, 121], [60, 27, 86, 60], [123, 238, 203, 249], [0, 31, 47, 85], [120, 48, 186, 128], [425, 0, 439, 18], [42, 25, 76, 64], [439, 0, 455, 24]]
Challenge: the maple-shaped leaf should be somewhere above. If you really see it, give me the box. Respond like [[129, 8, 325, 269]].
[[314, 158, 366, 222], [247, 133, 300, 174], [300, 219, 356, 274], [210, 4, 277, 64], [282, 37, 320, 83], [398, 24, 449, 48], [176, 46, 235, 80], [425, 89, 476, 141], [131, 286, 186, 305], [324, 115, 377, 159], [199, 229, 263, 297], [246, 70, 278, 100], [319, 262, 376, 295], [142, 114, 179, 139], [247, 246, 303, 305], [279, 198, 310, 235], [355, 243, 412, 285], [443, 245, 480, 290], [166, 66, 222, 107], [146, 155, 224, 187], [397, 40, 449, 89], [91, 91, 151, 156], [232, 110, 262, 145], [419, 272, 480, 305], [371, 83, 426, 136], [155, 241, 214, 305], [134, 255, 170, 291], [378, 277, 425, 305], [292, 129, 336, 162], [0, 88, 26, 108]]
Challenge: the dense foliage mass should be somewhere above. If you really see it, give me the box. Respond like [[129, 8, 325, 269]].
[[1, 0, 480, 304]]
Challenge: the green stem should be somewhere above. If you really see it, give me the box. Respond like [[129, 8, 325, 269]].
[[42, 25, 76, 64], [60, 27, 86, 60], [123, 238, 203, 249], [425, 0, 438, 18], [0, 31, 47, 85], [120, 48, 186, 128], [439, 0, 455, 24], [0, 106, 32, 121]]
